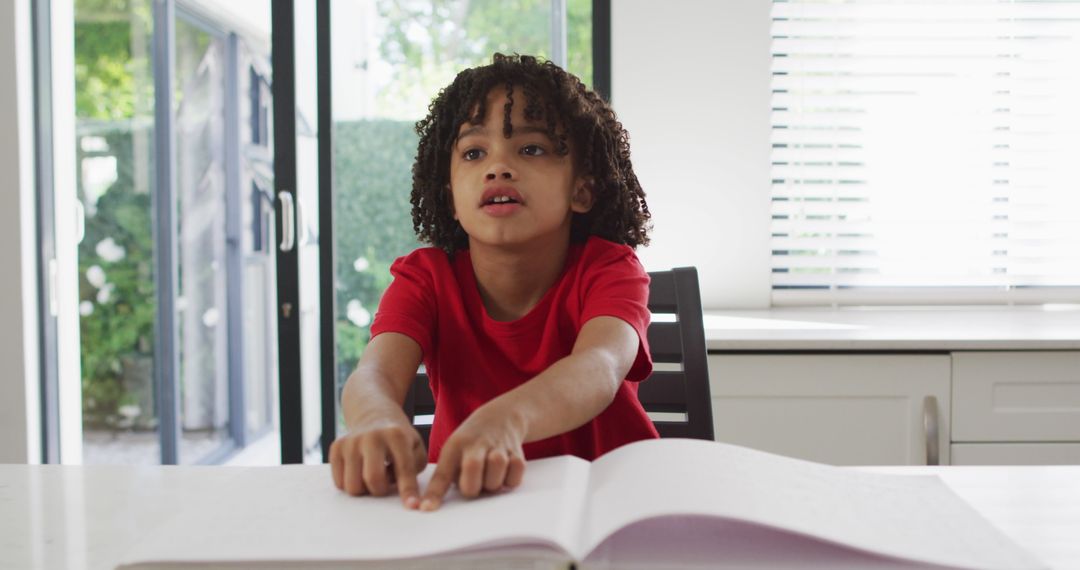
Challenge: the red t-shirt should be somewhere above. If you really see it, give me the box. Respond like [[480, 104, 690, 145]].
[[369, 236, 659, 462]]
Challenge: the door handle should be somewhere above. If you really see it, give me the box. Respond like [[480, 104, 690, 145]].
[[278, 191, 295, 252], [923, 395, 940, 465]]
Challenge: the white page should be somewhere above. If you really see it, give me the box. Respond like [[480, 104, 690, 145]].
[[583, 514, 952, 569], [578, 439, 1044, 570], [119, 456, 590, 567]]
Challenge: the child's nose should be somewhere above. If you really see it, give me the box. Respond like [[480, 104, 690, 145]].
[[484, 163, 516, 181]]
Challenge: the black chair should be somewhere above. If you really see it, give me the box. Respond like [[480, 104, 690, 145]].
[[402, 266, 714, 444]]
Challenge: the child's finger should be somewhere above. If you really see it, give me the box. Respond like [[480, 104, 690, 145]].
[[457, 447, 487, 498], [343, 440, 367, 496], [360, 438, 391, 496], [412, 437, 428, 474], [483, 448, 509, 492], [505, 453, 526, 489], [420, 456, 457, 511], [329, 439, 344, 490], [388, 440, 421, 509]]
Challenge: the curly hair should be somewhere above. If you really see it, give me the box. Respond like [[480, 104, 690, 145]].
[[410, 53, 651, 255]]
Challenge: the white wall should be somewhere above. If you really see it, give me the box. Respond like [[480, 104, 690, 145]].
[[0, 0, 42, 464], [613, 0, 773, 309]]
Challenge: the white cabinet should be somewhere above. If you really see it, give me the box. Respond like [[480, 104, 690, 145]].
[[952, 352, 1080, 442], [709, 354, 951, 466], [952, 443, 1080, 465], [950, 351, 1080, 465], [707, 351, 1080, 466], [701, 309, 1080, 466]]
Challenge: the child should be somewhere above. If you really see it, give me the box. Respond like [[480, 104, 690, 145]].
[[329, 53, 656, 512]]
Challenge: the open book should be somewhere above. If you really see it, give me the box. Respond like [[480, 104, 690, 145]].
[[119, 438, 1044, 569]]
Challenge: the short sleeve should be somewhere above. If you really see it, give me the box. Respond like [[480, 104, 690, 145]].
[[579, 240, 653, 382], [369, 250, 439, 359]]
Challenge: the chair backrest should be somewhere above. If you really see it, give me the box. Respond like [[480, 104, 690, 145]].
[[401, 266, 714, 445], [640, 267, 714, 440]]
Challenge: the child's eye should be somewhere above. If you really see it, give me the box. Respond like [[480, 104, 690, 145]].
[[462, 148, 485, 161], [521, 144, 546, 156]]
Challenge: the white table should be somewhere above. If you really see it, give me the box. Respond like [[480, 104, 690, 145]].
[[2, 464, 1078, 569]]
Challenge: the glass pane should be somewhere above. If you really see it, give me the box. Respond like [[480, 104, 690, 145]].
[[186, 2, 280, 465], [330, 0, 589, 433], [174, 16, 232, 464], [566, 0, 593, 88], [73, 0, 281, 465], [231, 4, 279, 464], [76, 0, 159, 465]]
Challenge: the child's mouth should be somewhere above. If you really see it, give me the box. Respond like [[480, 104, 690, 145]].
[[480, 187, 524, 208], [483, 196, 520, 206], [481, 199, 522, 216]]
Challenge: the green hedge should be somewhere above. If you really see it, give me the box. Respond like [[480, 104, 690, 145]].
[[331, 119, 422, 390]]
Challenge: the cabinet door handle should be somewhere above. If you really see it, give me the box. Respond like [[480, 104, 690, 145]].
[[923, 395, 940, 466], [278, 191, 295, 252]]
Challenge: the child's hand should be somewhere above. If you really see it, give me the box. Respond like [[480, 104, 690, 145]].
[[329, 418, 428, 510], [419, 404, 527, 511]]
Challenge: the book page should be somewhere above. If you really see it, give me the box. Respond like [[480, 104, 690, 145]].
[[119, 456, 590, 567], [578, 439, 1043, 570], [583, 514, 953, 569]]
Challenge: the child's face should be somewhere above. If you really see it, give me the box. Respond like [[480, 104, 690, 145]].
[[448, 86, 592, 251]]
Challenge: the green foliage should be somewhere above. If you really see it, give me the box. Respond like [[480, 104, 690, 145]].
[[332, 120, 421, 384], [75, 0, 157, 428], [78, 130, 157, 429], [78, 0, 142, 13], [377, 0, 591, 78], [74, 1, 153, 121], [565, 0, 594, 85], [461, 0, 552, 59], [374, 0, 593, 116]]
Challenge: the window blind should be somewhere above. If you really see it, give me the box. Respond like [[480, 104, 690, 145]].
[[770, 0, 1080, 306]]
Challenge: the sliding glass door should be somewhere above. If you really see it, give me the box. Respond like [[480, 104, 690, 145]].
[[40, 0, 321, 465]]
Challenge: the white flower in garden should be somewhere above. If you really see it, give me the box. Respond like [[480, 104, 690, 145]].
[[347, 299, 371, 328], [96, 283, 114, 304], [118, 404, 140, 419], [86, 265, 106, 288], [202, 307, 219, 328], [79, 301, 94, 316], [353, 257, 370, 272], [95, 237, 126, 263]]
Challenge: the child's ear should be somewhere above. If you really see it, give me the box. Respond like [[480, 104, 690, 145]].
[[571, 176, 594, 214]]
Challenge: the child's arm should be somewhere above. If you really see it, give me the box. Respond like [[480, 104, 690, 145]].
[[418, 315, 639, 511], [329, 332, 428, 510]]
